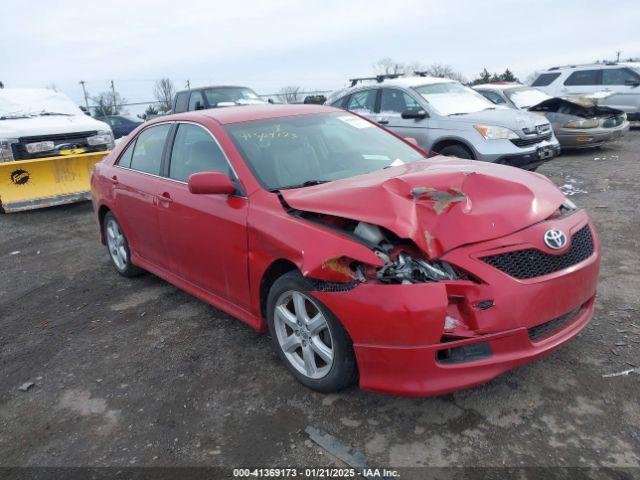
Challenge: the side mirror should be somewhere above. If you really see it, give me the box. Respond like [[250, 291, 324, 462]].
[[188, 172, 236, 195], [401, 108, 428, 120], [625, 79, 640, 87]]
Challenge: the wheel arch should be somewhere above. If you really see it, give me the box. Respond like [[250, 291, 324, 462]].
[[97, 204, 112, 245], [431, 137, 477, 159], [259, 259, 300, 320]]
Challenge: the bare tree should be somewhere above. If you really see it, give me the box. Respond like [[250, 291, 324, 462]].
[[92, 90, 127, 116], [372, 59, 466, 83], [372, 57, 404, 75], [153, 78, 175, 113], [422, 64, 467, 83], [277, 86, 301, 104]]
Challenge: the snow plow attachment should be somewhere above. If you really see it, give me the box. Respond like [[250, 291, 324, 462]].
[[0, 151, 108, 213]]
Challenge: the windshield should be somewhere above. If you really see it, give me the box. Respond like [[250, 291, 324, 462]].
[[505, 87, 551, 109], [0, 88, 82, 118], [413, 82, 496, 116], [225, 112, 425, 190], [203, 87, 266, 107]]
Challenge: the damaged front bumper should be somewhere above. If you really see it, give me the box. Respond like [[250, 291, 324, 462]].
[[311, 211, 600, 396], [556, 121, 630, 149]]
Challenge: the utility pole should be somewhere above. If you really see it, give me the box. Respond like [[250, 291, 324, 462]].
[[616, 50, 621, 62], [110, 80, 117, 114], [79, 80, 90, 111]]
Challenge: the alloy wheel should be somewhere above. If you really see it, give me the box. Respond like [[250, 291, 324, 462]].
[[273, 290, 334, 379], [106, 218, 127, 270]]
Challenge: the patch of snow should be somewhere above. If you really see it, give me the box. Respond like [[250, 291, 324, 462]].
[[0, 88, 83, 117]]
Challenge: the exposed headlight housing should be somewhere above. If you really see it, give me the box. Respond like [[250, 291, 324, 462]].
[[87, 130, 115, 149], [0, 138, 18, 162], [564, 118, 599, 129], [26, 140, 55, 154], [563, 197, 577, 210], [474, 124, 519, 140]]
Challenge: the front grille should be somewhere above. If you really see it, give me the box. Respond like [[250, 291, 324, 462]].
[[481, 225, 594, 280], [14, 130, 99, 160], [511, 132, 553, 147], [528, 307, 581, 342], [602, 115, 625, 128]]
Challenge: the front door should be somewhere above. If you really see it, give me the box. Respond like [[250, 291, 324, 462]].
[[377, 88, 431, 150], [156, 122, 250, 308]]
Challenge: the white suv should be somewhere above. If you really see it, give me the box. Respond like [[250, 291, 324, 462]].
[[531, 63, 640, 124]]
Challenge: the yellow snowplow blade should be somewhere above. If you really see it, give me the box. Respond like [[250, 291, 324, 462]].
[[0, 151, 108, 213]]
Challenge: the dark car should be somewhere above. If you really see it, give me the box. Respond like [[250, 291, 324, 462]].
[[172, 85, 267, 113], [95, 115, 143, 139]]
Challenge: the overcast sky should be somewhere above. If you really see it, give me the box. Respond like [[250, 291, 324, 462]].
[[2, 0, 639, 114]]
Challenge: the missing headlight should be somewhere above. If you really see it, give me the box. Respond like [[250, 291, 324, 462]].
[[376, 251, 459, 284]]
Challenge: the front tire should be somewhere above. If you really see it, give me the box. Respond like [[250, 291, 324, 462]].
[[438, 144, 473, 159], [267, 271, 357, 392], [103, 212, 143, 277]]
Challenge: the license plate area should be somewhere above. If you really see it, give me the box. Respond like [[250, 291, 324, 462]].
[[537, 146, 554, 160]]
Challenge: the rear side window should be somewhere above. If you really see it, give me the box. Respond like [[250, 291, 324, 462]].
[[476, 90, 506, 105], [330, 96, 349, 108], [129, 124, 171, 175], [117, 141, 135, 168], [346, 90, 377, 113], [380, 89, 420, 113], [174, 92, 189, 113], [564, 70, 600, 86], [531, 72, 561, 87], [169, 124, 230, 182], [602, 68, 640, 85]]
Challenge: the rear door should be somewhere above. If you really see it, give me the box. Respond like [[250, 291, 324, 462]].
[[561, 69, 601, 96], [345, 89, 379, 122], [112, 123, 172, 266], [377, 88, 431, 149], [156, 122, 250, 307], [600, 68, 640, 114]]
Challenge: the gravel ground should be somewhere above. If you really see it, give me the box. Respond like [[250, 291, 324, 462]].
[[1, 134, 639, 478]]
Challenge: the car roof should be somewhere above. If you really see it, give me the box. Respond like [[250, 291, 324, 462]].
[[175, 85, 255, 95], [473, 82, 524, 90], [151, 104, 339, 125], [546, 62, 626, 72]]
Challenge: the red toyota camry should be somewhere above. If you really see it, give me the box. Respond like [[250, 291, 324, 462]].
[[91, 105, 600, 396]]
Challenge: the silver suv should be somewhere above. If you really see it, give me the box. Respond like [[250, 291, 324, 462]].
[[531, 62, 640, 124], [326, 75, 561, 170]]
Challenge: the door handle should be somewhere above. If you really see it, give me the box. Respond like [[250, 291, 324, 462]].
[[108, 175, 118, 184], [378, 119, 389, 125], [158, 192, 173, 203]]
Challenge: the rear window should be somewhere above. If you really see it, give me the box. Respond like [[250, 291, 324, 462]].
[[564, 70, 600, 86], [531, 73, 561, 87], [173, 92, 189, 113]]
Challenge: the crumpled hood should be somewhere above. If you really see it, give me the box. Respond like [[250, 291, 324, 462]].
[[281, 157, 565, 257]]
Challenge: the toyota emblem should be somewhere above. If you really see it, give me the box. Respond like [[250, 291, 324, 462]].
[[544, 229, 568, 250]]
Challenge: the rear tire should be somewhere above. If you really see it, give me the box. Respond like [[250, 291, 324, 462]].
[[103, 212, 143, 277], [438, 144, 474, 159], [267, 271, 357, 393]]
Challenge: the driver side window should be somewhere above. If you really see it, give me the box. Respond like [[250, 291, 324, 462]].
[[380, 89, 419, 114], [168, 124, 230, 182]]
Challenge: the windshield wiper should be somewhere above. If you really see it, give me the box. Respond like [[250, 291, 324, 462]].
[[448, 112, 469, 116], [277, 180, 331, 190], [40, 111, 73, 116]]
